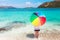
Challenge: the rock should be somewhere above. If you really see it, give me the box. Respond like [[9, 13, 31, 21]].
[[0, 28, 6, 31], [38, 1, 60, 8]]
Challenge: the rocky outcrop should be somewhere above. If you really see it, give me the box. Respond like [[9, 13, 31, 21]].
[[38, 1, 60, 8]]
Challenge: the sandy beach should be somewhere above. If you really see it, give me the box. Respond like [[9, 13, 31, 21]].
[[0, 23, 60, 40]]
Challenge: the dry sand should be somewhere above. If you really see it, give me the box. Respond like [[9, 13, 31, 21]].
[[0, 23, 60, 40], [0, 28, 60, 40]]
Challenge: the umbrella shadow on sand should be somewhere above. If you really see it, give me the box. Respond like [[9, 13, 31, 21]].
[[26, 33, 34, 38]]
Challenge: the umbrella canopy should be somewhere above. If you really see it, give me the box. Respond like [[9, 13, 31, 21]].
[[30, 12, 46, 27]]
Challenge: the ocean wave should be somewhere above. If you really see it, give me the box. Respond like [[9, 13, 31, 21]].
[[0, 21, 26, 33]]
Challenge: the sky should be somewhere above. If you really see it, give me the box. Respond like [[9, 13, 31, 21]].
[[0, 0, 54, 8]]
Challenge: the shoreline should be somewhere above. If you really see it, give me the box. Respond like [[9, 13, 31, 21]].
[[0, 27, 60, 40], [0, 22, 59, 40]]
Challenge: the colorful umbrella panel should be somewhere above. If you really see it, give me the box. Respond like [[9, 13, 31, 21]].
[[30, 12, 46, 27]]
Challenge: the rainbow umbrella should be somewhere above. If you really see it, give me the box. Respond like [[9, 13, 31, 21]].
[[30, 12, 46, 27]]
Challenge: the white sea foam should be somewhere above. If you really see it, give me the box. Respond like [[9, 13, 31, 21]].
[[0, 21, 9, 28]]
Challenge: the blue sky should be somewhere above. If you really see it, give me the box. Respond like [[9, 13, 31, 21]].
[[0, 0, 54, 8]]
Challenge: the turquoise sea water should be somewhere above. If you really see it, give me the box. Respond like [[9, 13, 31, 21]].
[[0, 8, 60, 28]]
